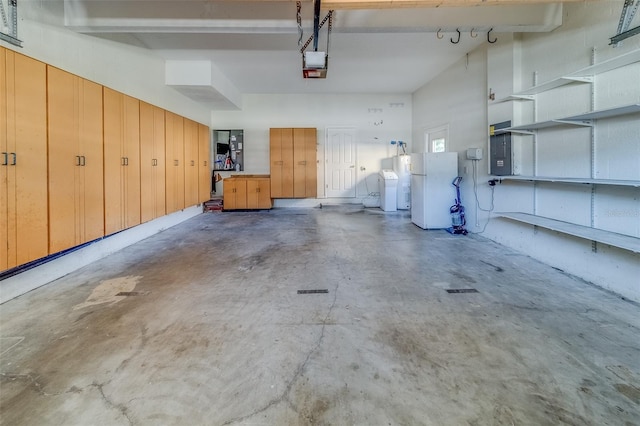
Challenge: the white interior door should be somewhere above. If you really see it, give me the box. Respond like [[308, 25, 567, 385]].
[[326, 128, 356, 198]]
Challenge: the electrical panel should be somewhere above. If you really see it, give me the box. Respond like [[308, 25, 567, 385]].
[[489, 121, 513, 176], [490, 133, 512, 175]]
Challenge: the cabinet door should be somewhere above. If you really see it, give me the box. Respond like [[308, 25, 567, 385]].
[[103, 87, 124, 235], [48, 66, 79, 253], [183, 118, 199, 207], [0, 47, 6, 269], [270, 128, 283, 198], [123, 94, 140, 229], [79, 78, 105, 244], [247, 179, 271, 209], [223, 179, 237, 210], [198, 123, 211, 203], [165, 111, 185, 214], [140, 102, 166, 223], [235, 179, 247, 209], [1, 50, 48, 270], [293, 128, 306, 198], [246, 179, 258, 209], [303, 128, 317, 198], [270, 128, 294, 198]]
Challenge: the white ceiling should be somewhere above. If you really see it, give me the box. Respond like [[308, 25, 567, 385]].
[[63, 0, 567, 109]]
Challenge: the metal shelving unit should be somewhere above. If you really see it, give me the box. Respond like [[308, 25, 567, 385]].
[[498, 212, 640, 253], [499, 176, 640, 187]]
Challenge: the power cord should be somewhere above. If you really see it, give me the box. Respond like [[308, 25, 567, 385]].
[[471, 160, 495, 234]]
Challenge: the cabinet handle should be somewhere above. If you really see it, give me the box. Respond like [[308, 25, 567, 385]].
[[191, 160, 195, 166], [125, 157, 129, 166], [76, 155, 81, 166], [152, 159, 157, 166], [204, 161, 207, 166], [299, 161, 306, 165], [10, 153, 16, 165], [256, 187, 260, 193], [174, 160, 179, 166], [121, 157, 126, 166], [2, 152, 8, 165], [81, 156, 86, 166]]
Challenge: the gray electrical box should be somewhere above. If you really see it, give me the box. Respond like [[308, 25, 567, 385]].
[[490, 121, 512, 176]]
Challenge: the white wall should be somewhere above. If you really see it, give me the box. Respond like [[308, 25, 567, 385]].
[[9, 0, 210, 124], [412, 48, 490, 231], [413, 2, 640, 302], [212, 94, 413, 204]]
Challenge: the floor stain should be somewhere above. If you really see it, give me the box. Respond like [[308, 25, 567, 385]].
[[72, 276, 142, 311], [614, 384, 640, 404]]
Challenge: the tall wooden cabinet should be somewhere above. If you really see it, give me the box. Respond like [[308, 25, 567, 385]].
[[293, 128, 317, 198], [48, 66, 105, 254], [183, 118, 199, 207], [140, 102, 166, 223], [198, 123, 211, 203], [165, 111, 185, 214], [0, 48, 49, 270], [270, 128, 316, 199], [103, 87, 141, 235]]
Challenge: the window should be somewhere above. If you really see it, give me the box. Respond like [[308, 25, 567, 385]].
[[424, 125, 449, 153], [432, 138, 446, 153]]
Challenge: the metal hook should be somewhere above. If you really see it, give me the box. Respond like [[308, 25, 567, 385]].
[[487, 28, 497, 44], [470, 28, 478, 38], [450, 28, 461, 44], [436, 28, 443, 39]]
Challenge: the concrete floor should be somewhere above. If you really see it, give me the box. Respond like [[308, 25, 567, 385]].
[[1, 206, 639, 425]]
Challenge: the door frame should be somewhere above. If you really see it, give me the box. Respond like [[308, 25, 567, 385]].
[[323, 127, 357, 199]]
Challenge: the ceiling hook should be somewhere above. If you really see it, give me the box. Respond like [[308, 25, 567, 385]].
[[436, 28, 443, 39], [450, 28, 461, 44], [488, 28, 497, 44], [470, 28, 478, 38]]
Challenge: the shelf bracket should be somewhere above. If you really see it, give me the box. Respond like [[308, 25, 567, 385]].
[[611, 0, 640, 46]]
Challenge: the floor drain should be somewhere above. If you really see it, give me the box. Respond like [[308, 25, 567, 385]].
[[446, 289, 479, 294], [297, 289, 329, 294]]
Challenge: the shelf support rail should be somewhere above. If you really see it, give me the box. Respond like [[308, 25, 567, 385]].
[[0, 0, 21, 47], [611, 0, 640, 46]]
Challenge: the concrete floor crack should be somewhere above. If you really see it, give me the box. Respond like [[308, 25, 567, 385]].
[[0, 372, 59, 397], [92, 381, 134, 426], [221, 269, 341, 425]]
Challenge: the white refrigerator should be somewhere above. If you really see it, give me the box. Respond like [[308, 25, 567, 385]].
[[410, 152, 458, 229]]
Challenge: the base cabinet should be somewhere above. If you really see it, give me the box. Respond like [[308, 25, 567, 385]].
[[224, 176, 272, 210]]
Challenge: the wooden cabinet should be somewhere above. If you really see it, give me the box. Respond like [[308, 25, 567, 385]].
[[223, 178, 247, 210], [198, 123, 211, 203], [140, 102, 166, 223], [247, 178, 272, 209], [0, 48, 48, 271], [270, 128, 316, 199], [183, 118, 199, 207], [165, 111, 185, 214], [47, 66, 104, 254], [270, 128, 294, 198], [224, 176, 272, 210], [293, 128, 317, 198], [103, 87, 141, 235]]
